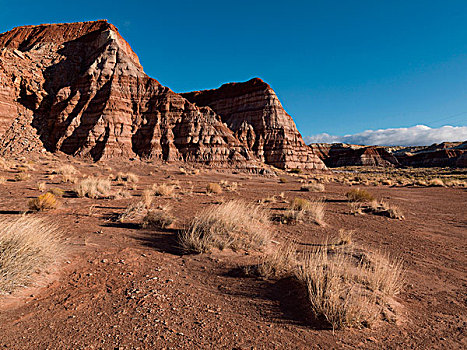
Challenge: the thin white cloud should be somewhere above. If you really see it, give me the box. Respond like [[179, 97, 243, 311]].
[[304, 125, 467, 146]]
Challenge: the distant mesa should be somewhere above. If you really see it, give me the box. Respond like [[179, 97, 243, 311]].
[[309, 142, 467, 168], [0, 20, 326, 170]]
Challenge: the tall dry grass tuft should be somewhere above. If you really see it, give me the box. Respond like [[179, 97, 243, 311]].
[[295, 245, 404, 329], [115, 172, 139, 183], [206, 182, 223, 194], [346, 188, 374, 202], [179, 200, 271, 253], [141, 189, 154, 208], [300, 183, 325, 192], [257, 242, 297, 279], [0, 216, 63, 294], [142, 209, 174, 229], [152, 183, 175, 197], [75, 177, 112, 199], [28, 193, 59, 211], [283, 198, 326, 225]]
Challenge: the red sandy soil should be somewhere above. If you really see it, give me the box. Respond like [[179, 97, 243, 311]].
[[0, 155, 465, 349]]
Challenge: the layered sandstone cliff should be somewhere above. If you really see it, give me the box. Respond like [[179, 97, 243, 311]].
[[182, 79, 325, 169], [0, 20, 325, 169], [391, 142, 466, 167], [309, 143, 399, 167]]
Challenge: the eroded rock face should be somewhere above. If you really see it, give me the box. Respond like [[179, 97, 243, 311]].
[[181, 79, 326, 170], [0, 20, 325, 169], [309, 143, 399, 167], [0, 21, 249, 163], [391, 142, 466, 167]]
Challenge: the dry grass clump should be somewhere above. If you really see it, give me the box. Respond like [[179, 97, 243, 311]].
[[0, 157, 11, 170], [152, 183, 175, 197], [56, 164, 77, 176], [115, 172, 139, 183], [0, 216, 63, 294], [278, 177, 288, 183], [254, 233, 404, 329], [142, 209, 174, 229], [114, 188, 132, 199], [257, 242, 297, 279], [295, 246, 404, 329], [300, 182, 325, 192], [14, 172, 31, 181], [428, 178, 445, 187], [367, 200, 404, 220], [289, 168, 303, 174], [346, 188, 374, 202], [47, 187, 65, 197], [291, 197, 311, 211], [282, 198, 326, 225], [75, 177, 111, 199], [0, 177, 5, 184], [350, 200, 404, 220], [28, 193, 59, 211], [37, 182, 47, 192], [220, 180, 238, 192], [118, 201, 146, 223], [179, 200, 271, 253], [141, 189, 153, 208], [206, 182, 223, 194]]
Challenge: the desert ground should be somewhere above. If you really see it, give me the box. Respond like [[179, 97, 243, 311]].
[[0, 154, 465, 349]]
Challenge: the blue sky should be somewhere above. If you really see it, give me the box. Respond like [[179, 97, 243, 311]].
[[1, 0, 466, 144]]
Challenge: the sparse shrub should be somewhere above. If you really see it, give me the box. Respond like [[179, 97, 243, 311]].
[[220, 180, 238, 192], [381, 179, 393, 186], [115, 172, 139, 183], [14, 173, 30, 181], [37, 182, 46, 192], [141, 189, 153, 208], [142, 209, 174, 229], [118, 201, 146, 223], [28, 192, 59, 211], [349, 201, 363, 215], [153, 183, 175, 197], [366, 200, 404, 220], [296, 246, 404, 330], [300, 183, 325, 192], [291, 197, 311, 211], [283, 198, 326, 225], [56, 164, 77, 176], [346, 188, 374, 202], [47, 188, 65, 197], [75, 177, 111, 199], [278, 177, 288, 183], [414, 179, 428, 187], [178, 200, 271, 253], [428, 178, 445, 187], [114, 189, 132, 199], [206, 182, 222, 194], [289, 168, 303, 174], [0, 217, 63, 294], [257, 242, 297, 279], [0, 177, 6, 184]]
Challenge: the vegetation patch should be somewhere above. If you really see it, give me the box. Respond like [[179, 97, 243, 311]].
[[28, 192, 59, 211], [0, 217, 63, 294], [346, 188, 375, 202], [178, 200, 271, 253]]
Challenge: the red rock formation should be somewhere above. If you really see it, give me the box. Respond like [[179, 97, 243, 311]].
[[310, 143, 399, 167], [393, 142, 466, 167], [182, 79, 325, 169], [0, 20, 325, 169], [0, 21, 248, 163]]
